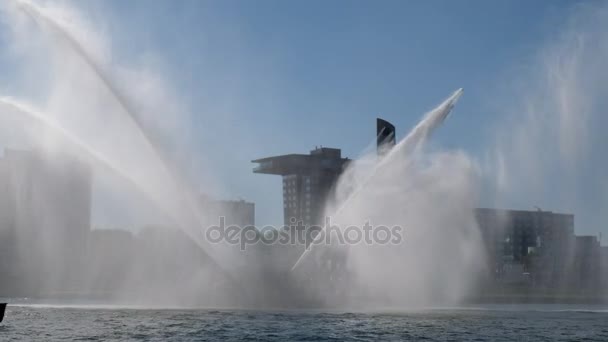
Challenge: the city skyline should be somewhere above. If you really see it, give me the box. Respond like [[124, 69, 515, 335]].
[[2, 1, 607, 235]]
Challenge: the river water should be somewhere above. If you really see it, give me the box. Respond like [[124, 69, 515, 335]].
[[1, 304, 607, 341]]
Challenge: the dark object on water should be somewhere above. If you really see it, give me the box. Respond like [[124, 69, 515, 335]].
[[0, 303, 6, 322], [377, 118, 396, 157]]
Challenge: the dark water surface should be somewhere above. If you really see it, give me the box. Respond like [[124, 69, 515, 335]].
[[1, 304, 608, 341]]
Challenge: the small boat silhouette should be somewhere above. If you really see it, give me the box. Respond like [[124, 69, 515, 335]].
[[0, 303, 6, 322]]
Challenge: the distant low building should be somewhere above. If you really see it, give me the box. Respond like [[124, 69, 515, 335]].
[[571, 236, 601, 293], [601, 246, 608, 294], [475, 208, 575, 289], [131, 225, 236, 307], [86, 229, 135, 296], [200, 196, 255, 228]]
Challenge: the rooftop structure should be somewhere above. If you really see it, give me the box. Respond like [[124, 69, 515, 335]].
[[253, 147, 349, 227]]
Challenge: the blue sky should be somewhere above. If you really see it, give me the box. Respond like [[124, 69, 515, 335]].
[[2, 0, 604, 232]]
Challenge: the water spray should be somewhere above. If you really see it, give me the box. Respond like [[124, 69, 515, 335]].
[[290, 88, 463, 271], [11, 0, 231, 273]]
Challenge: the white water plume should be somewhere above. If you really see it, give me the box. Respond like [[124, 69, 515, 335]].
[[473, 2, 608, 297], [486, 2, 608, 237], [291, 88, 465, 271], [294, 90, 484, 307], [0, 0, 250, 306]]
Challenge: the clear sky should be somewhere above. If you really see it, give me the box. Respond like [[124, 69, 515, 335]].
[[2, 0, 606, 235]]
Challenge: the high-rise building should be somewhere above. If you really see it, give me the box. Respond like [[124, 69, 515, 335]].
[[253, 147, 349, 227], [0, 149, 92, 296]]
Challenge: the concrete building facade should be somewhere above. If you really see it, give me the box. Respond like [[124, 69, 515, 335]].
[[253, 147, 349, 227]]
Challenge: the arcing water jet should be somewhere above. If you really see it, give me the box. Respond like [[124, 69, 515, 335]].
[[291, 88, 463, 271], [0, 97, 237, 287], [11, 0, 238, 277]]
